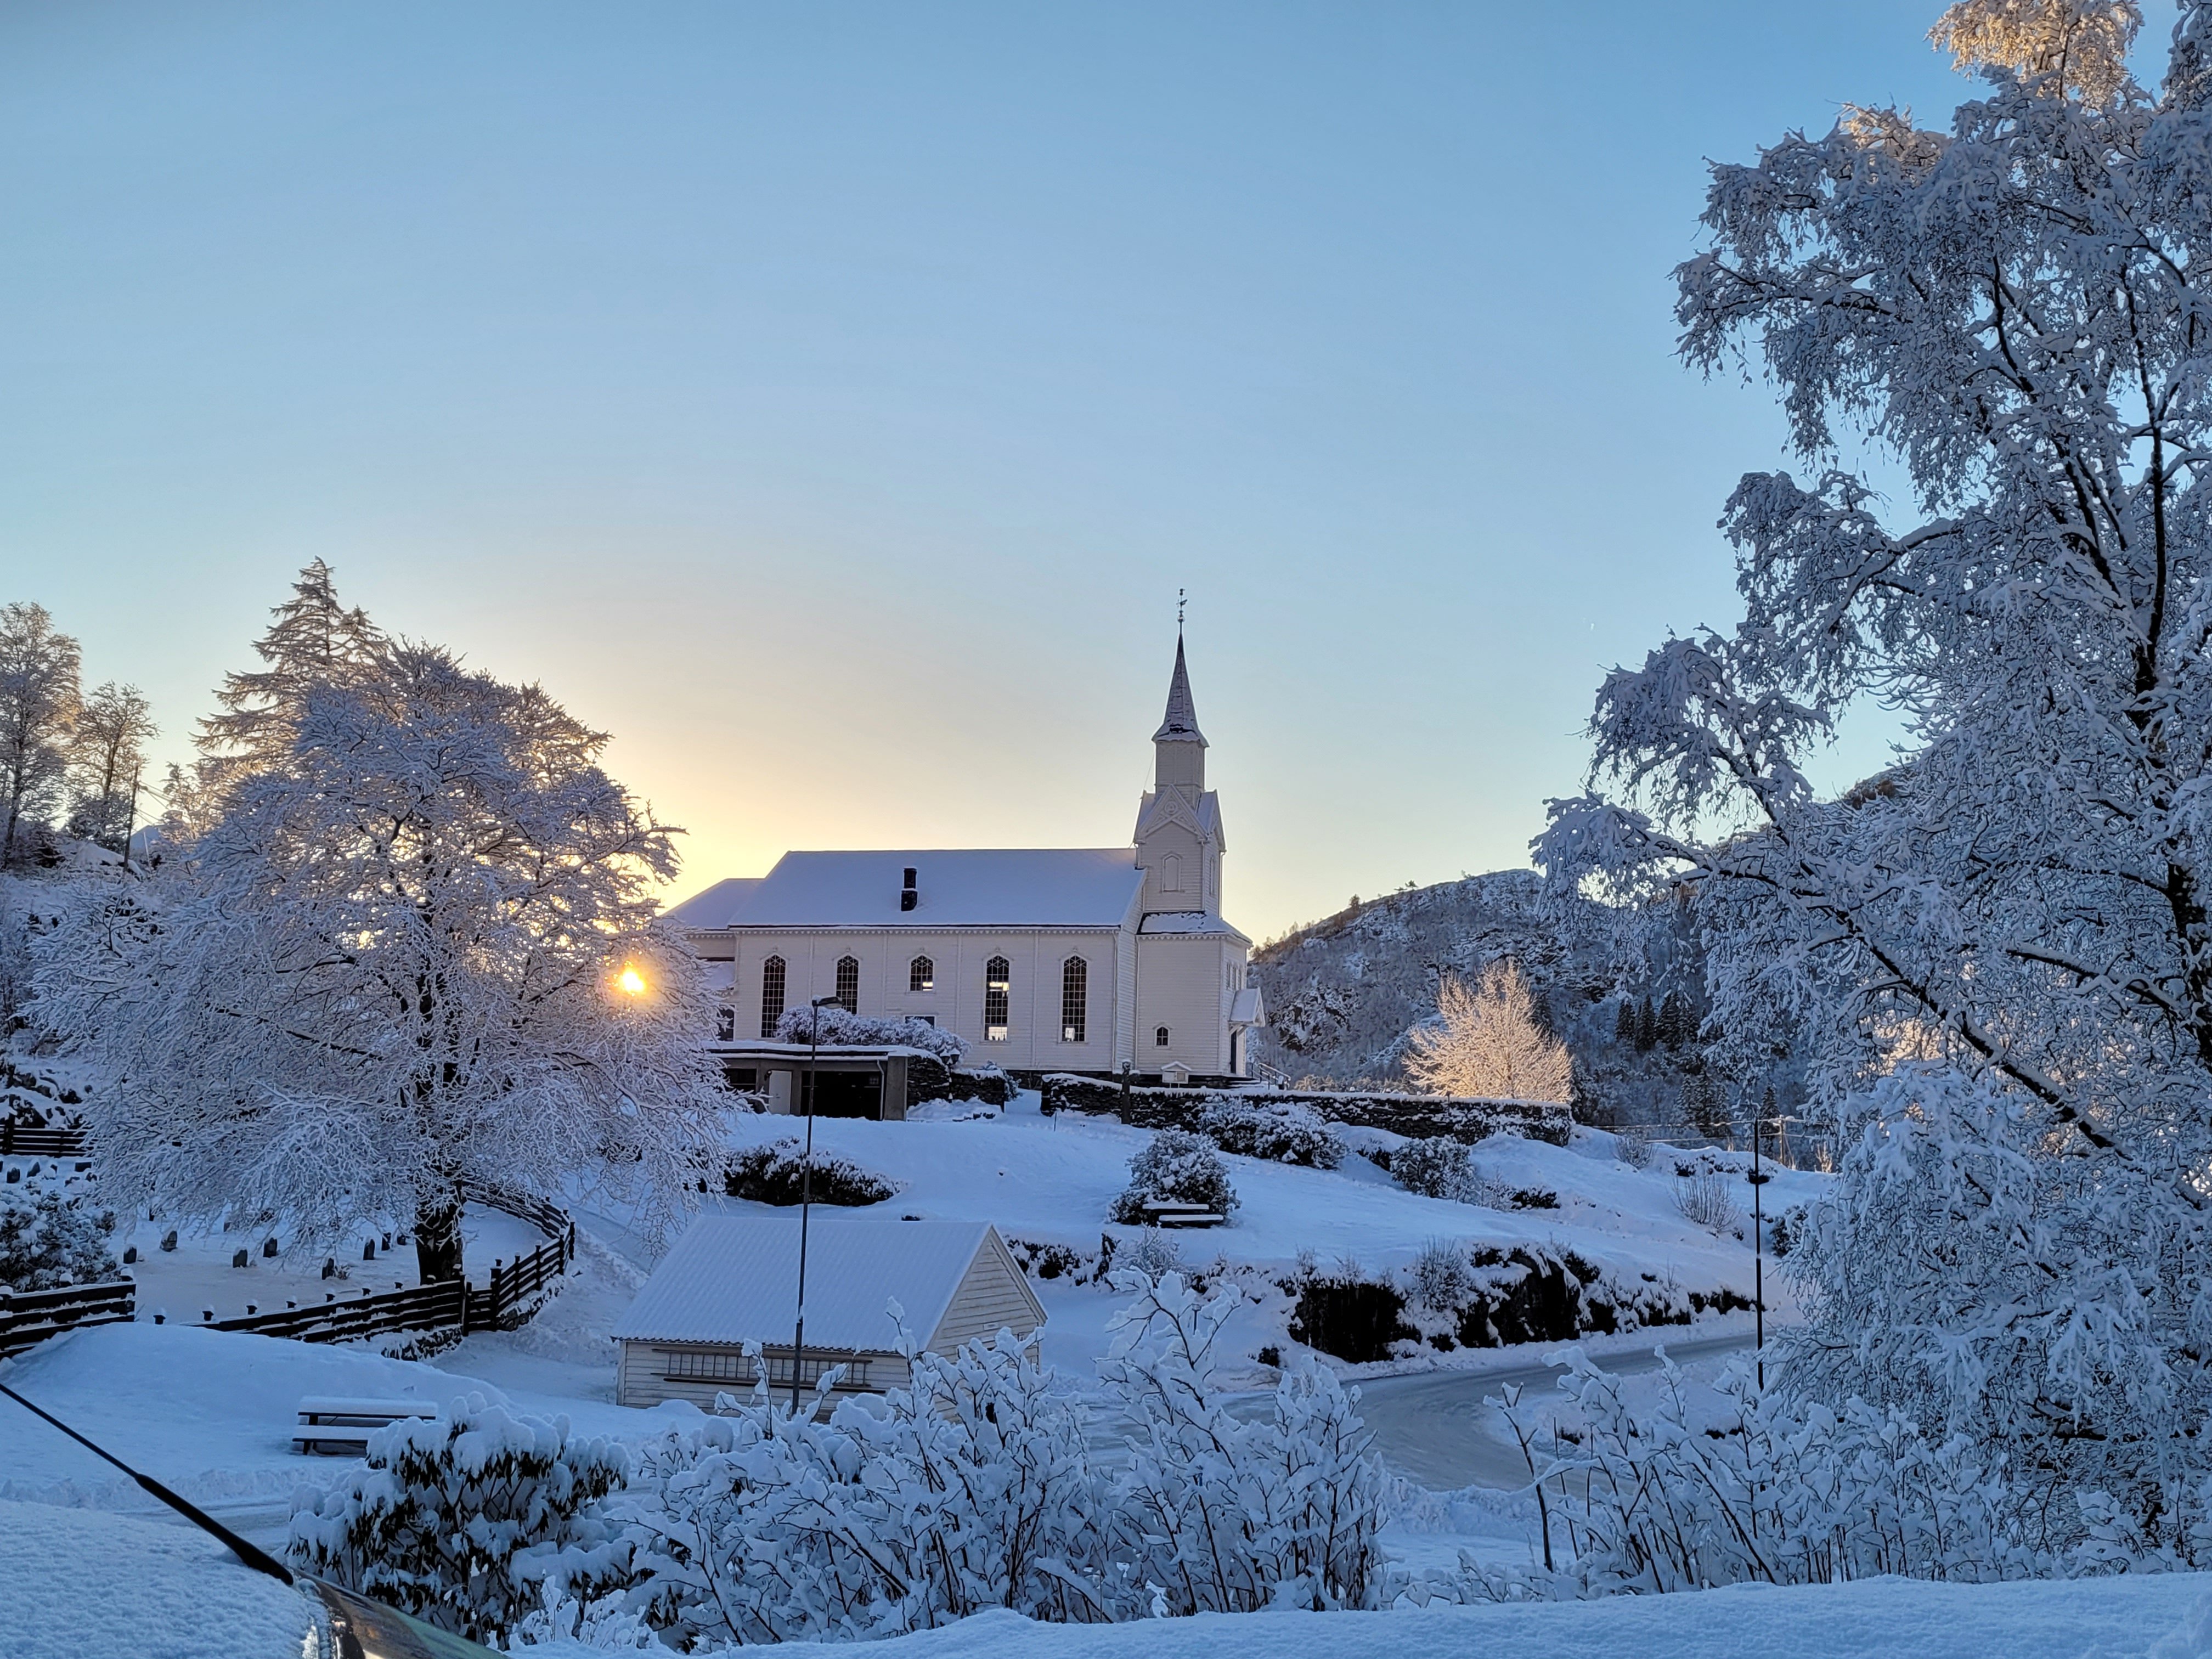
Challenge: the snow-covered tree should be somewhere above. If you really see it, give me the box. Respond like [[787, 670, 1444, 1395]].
[[0, 603, 80, 865], [1403, 958, 1571, 1103], [171, 558, 384, 834], [66, 681, 155, 853], [1537, 0, 2212, 1541], [40, 643, 727, 1282]]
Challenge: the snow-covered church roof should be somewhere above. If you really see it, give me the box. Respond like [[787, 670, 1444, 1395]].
[[669, 849, 1144, 930], [614, 1217, 1026, 1353]]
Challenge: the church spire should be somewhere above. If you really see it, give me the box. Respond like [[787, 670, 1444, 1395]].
[[1153, 634, 1206, 746]]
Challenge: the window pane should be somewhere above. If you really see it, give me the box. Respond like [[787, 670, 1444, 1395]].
[[836, 956, 859, 1014], [1060, 956, 1087, 1043], [984, 955, 1009, 1040], [910, 955, 934, 992], [761, 956, 786, 1039]]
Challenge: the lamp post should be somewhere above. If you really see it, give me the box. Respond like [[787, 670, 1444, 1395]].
[[791, 994, 840, 1413], [1747, 1102, 1771, 1390]]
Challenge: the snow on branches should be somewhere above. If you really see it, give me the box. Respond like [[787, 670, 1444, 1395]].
[[1404, 959, 1572, 1105], [37, 636, 730, 1282], [1536, 0, 2212, 1538]]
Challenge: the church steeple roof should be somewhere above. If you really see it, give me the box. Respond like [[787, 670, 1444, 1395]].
[[1153, 635, 1206, 746]]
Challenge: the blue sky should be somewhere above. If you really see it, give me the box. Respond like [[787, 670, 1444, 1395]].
[[2, 2, 1997, 938]]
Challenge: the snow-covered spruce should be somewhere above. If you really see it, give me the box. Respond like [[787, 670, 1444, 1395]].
[[0, 1180, 117, 1291], [35, 608, 730, 1284], [289, 1395, 636, 1644], [1109, 1128, 1238, 1224], [770, 1003, 967, 1068], [1533, 0, 2212, 1547]]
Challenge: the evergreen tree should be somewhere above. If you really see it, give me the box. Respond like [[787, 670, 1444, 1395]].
[[1613, 996, 1637, 1045], [1634, 997, 1658, 1053], [1658, 990, 1693, 1050]]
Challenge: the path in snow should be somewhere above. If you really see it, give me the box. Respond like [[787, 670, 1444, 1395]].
[[1349, 1330, 1757, 1489]]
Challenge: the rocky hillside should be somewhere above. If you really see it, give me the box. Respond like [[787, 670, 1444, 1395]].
[[1250, 871, 1768, 1133]]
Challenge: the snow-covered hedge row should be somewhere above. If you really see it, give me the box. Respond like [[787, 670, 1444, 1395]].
[[1041, 1074, 1571, 1146], [1194, 1099, 1345, 1167], [771, 1005, 965, 1066], [719, 1138, 899, 1207], [294, 1274, 1395, 1646]]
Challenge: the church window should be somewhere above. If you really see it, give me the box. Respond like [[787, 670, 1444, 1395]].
[[910, 955, 934, 992], [715, 1006, 735, 1042], [984, 957, 1010, 1041], [760, 956, 786, 1038], [835, 956, 860, 1013], [1163, 854, 1183, 893], [1060, 957, 1087, 1043], [1155, 1025, 1171, 1047]]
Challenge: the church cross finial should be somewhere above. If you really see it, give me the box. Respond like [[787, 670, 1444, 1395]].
[[1177, 587, 1186, 636]]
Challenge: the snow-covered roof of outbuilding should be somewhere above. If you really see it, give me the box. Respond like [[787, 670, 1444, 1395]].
[[665, 877, 764, 930], [689, 849, 1144, 930], [614, 1217, 1030, 1353]]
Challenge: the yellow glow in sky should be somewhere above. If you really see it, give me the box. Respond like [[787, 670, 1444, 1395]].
[[617, 966, 648, 996]]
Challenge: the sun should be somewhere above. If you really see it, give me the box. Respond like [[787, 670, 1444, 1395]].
[[616, 966, 648, 997]]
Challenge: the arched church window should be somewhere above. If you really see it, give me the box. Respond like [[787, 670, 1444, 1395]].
[[910, 955, 934, 992], [715, 1006, 735, 1042], [984, 956, 1011, 1041], [1155, 1025, 1171, 1047], [1163, 854, 1183, 893], [1061, 957, 1087, 1043], [836, 956, 860, 1013], [760, 956, 786, 1039]]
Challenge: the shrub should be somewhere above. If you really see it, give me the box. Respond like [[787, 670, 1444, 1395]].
[[1391, 1136, 1474, 1200], [289, 1396, 636, 1643], [771, 1005, 965, 1066], [1674, 1170, 1740, 1235], [1109, 1128, 1238, 1224], [1195, 1099, 1345, 1167], [1407, 1237, 1474, 1311], [1288, 1272, 1410, 1364], [722, 1139, 898, 1207], [0, 1184, 117, 1291], [1123, 1228, 1184, 1280]]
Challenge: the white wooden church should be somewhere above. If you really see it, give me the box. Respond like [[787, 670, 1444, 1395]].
[[670, 638, 1264, 1081]]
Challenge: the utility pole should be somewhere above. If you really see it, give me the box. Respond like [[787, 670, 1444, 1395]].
[[1748, 1104, 1770, 1390], [790, 994, 839, 1413]]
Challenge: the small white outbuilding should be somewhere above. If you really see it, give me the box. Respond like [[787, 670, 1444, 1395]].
[[612, 1216, 1045, 1409]]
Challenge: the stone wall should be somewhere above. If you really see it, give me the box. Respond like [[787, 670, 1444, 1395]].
[[1037, 1074, 1572, 1147]]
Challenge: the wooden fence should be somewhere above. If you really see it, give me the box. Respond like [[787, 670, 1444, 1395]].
[[0, 1177, 576, 1358], [0, 1120, 89, 1160]]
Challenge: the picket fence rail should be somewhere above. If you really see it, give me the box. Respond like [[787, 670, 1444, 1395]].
[[0, 1169, 575, 1359]]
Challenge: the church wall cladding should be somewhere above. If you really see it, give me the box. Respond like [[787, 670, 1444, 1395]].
[[1037, 1073, 1573, 1147], [1133, 933, 1236, 1076]]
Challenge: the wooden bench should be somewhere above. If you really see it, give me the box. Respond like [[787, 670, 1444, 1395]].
[[293, 1396, 441, 1455], [1142, 1201, 1226, 1229]]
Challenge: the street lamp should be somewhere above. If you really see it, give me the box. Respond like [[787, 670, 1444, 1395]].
[[1747, 1101, 1773, 1390], [791, 994, 841, 1412]]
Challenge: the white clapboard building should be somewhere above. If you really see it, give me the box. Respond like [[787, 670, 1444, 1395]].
[[612, 1216, 1045, 1408], [670, 636, 1263, 1081]]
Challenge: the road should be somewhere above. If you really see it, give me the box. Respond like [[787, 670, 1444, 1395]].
[[1346, 1330, 1758, 1491]]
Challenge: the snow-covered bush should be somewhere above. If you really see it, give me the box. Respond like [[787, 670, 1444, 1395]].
[[620, 1327, 1120, 1644], [721, 1138, 898, 1206], [1101, 1270, 1392, 1612], [1489, 1350, 2045, 1596], [1389, 1135, 1473, 1200], [0, 1183, 117, 1290], [1672, 1170, 1739, 1235], [1407, 1237, 1474, 1312], [772, 1004, 966, 1067], [1195, 1098, 1344, 1168], [289, 1396, 636, 1643], [1122, 1228, 1184, 1281], [1109, 1129, 1237, 1224]]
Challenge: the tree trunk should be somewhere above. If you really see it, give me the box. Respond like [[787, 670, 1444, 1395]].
[[414, 1185, 465, 1284]]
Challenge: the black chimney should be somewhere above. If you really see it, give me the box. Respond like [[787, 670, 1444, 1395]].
[[900, 867, 918, 912]]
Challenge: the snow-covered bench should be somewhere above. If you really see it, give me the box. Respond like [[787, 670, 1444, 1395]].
[[293, 1396, 439, 1455], [1141, 1200, 1225, 1229]]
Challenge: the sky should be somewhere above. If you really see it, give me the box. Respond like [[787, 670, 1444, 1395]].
[[1, 2, 2011, 940]]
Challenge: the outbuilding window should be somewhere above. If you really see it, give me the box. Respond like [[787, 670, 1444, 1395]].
[[1061, 957, 1087, 1043], [984, 956, 1011, 1041], [1155, 1025, 1171, 1047], [910, 955, 934, 992], [760, 956, 786, 1038], [836, 956, 860, 1013]]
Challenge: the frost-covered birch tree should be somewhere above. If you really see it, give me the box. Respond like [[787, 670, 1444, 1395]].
[[1403, 959, 1571, 1104], [1537, 0, 2212, 1545], [0, 602, 80, 865], [41, 642, 726, 1282]]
